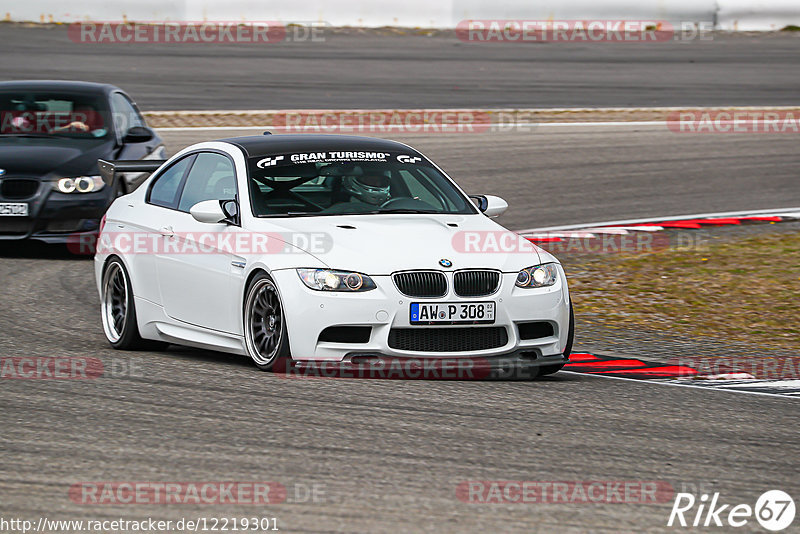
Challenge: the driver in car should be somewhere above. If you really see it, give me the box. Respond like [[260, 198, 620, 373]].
[[342, 173, 391, 206], [52, 104, 105, 135]]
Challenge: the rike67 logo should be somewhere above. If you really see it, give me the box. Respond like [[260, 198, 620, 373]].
[[668, 490, 795, 531]]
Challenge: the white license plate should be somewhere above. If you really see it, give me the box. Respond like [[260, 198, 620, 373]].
[[410, 302, 496, 325], [0, 203, 28, 216]]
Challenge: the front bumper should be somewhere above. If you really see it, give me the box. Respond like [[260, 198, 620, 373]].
[[282, 352, 569, 380], [271, 268, 571, 362], [0, 183, 111, 243]]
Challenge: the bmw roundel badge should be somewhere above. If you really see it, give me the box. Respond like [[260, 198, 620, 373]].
[[439, 258, 453, 268], [0, 169, 6, 177]]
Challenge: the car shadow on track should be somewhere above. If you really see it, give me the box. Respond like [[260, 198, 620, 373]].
[[158, 348, 585, 382], [111, 345, 588, 383], [160, 346, 256, 369]]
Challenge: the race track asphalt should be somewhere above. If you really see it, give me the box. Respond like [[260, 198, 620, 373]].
[[1, 26, 799, 531], [0, 25, 799, 110]]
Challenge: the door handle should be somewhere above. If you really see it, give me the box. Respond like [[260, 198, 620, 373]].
[[159, 226, 174, 237]]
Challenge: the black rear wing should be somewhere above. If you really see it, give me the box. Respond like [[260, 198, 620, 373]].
[[98, 159, 167, 187]]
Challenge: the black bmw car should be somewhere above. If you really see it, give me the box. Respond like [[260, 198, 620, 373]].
[[0, 80, 164, 243]]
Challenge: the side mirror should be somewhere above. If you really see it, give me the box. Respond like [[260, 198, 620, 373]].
[[221, 199, 240, 225], [123, 126, 154, 143], [190, 200, 227, 224], [470, 194, 508, 218]]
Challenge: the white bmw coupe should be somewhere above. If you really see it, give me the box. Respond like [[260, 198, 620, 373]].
[[95, 135, 573, 376]]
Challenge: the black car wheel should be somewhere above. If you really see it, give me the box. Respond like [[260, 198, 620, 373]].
[[243, 273, 291, 370], [101, 257, 166, 350]]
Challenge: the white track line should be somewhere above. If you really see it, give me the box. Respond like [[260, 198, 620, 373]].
[[155, 121, 674, 132], [519, 207, 800, 233], [561, 371, 799, 400], [523, 232, 598, 239], [146, 106, 800, 116], [157, 126, 274, 132]]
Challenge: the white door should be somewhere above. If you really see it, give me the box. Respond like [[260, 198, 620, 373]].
[[153, 152, 241, 334]]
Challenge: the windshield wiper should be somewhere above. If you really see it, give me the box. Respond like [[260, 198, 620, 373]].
[[257, 209, 443, 217], [0, 133, 56, 138], [375, 208, 440, 214]]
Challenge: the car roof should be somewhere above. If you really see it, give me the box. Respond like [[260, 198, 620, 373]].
[[0, 80, 121, 95], [221, 134, 422, 158]]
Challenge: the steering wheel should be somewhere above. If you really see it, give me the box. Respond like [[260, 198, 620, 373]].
[[380, 197, 410, 209], [379, 197, 437, 210]]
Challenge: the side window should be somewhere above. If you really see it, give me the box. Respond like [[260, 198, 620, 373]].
[[110, 93, 145, 136], [148, 156, 193, 208], [177, 153, 237, 213]]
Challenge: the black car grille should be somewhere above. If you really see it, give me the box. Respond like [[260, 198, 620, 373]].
[[393, 271, 447, 298], [1, 179, 39, 200], [454, 270, 501, 297], [388, 327, 508, 352]]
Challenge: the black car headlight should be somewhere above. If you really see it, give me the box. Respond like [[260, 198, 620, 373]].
[[54, 176, 105, 194], [515, 263, 559, 288], [297, 268, 377, 292]]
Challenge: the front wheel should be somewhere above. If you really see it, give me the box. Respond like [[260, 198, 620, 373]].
[[243, 273, 291, 371]]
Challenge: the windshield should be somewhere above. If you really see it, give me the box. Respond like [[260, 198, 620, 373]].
[[0, 91, 111, 139], [247, 151, 476, 217]]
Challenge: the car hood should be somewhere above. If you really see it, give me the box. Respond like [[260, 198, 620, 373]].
[[250, 214, 544, 275], [0, 139, 112, 177]]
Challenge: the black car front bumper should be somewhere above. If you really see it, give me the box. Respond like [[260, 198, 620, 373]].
[[0, 180, 113, 245]]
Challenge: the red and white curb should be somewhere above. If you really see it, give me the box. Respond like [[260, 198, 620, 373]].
[[526, 209, 800, 398], [518, 207, 800, 244], [563, 354, 800, 399]]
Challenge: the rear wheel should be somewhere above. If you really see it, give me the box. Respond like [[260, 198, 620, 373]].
[[243, 273, 291, 371], [536, 301, 574, 378], [101, 258, 167, 350]]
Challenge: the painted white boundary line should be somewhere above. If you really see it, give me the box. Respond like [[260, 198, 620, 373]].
[[146, 106, 800, 116], [150, 106, 800, 132], [155, 121, 673, 132], [561, 371, 799, 400], [519, 207, 800, 233], [158, 126, 277, 132]]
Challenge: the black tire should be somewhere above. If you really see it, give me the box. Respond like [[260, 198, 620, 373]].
[[100, 257, 167, 351], [243, 272, 291, 371], [537, 301, 574, 378]]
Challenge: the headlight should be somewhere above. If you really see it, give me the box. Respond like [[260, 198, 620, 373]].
[[515, 263, 559, 288], [55, 176, 105, 194], [297, 268, 377, 292]]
